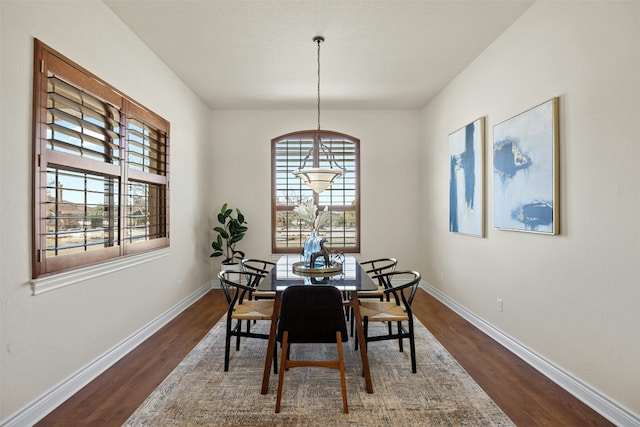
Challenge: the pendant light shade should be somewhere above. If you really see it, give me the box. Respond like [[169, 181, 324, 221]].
[[292, 36, 345, 193], [293, 165, 345, 193]]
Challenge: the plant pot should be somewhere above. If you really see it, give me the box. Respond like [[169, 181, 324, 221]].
[[220, 261, 241, 273]]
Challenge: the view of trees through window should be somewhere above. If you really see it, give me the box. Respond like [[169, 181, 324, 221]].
[[271, 130, 360, 254]]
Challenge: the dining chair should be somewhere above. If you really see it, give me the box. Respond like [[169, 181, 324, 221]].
[[241, 258, 276, 300], [347, 257, 398, 337], [275, 285, 349, 414], [356, 270, 421, 373], [218, 270, 277, 373], [241, 257, 276, 275]]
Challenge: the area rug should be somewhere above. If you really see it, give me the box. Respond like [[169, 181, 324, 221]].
[[124, 316, 514, 426]]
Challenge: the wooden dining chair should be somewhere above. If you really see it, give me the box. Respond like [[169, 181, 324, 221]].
[[275, 285, 349, 414], [241, 257, 275, 276], [356, 270, 421, 373], [359, 257, 398, 295], [218, 270, 277, 373], [241, 258, 276, 300], [346, 257, 398, 337]]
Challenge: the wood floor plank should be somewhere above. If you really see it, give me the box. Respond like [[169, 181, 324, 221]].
[[35, 288, 613, 426]]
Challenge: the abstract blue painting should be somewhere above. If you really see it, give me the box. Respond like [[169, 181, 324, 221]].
[[493, 98, 559, 234], [449, 117, 484, 237]]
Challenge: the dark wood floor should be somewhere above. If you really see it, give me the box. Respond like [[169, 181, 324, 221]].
[[37, 288, 614, 426]]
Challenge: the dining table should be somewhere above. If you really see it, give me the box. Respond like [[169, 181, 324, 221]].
[[257, 254, 377, 394]]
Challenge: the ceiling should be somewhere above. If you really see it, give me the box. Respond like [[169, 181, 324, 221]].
[[104, 0, 534, 111]]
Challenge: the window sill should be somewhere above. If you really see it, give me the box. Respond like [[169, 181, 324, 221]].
[[31, 249, 170, 296]]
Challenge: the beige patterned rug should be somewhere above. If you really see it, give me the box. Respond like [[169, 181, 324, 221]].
[[124, 316, 514, 426]]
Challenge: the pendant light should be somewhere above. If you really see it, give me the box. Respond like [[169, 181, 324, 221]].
[[292, 36, 345, 193]]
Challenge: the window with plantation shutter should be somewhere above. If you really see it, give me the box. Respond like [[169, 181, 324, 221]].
[[272, 130, 360, 254], [32, 39, 170, 279]]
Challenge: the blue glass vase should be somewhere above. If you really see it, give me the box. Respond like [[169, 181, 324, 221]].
[[303, 229, 324, 268]]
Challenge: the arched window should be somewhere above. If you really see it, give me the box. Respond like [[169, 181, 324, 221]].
[[272, 130, 360, 254]]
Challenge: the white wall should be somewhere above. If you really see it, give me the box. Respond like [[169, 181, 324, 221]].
[[420, 0, 639, 417], [209, 110, 423, 271], [0, 1, 212, 421]]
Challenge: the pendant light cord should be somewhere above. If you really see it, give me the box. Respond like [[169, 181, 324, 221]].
[[311, 36, 340, 172], [314, 36, 324, 132]]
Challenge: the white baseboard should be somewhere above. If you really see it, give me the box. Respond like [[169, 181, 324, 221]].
[[421, 282, 640, 427], [1, 282, 213, 427]]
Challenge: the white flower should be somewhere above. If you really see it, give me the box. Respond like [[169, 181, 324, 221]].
[[293, 202, 316, 222], [294, 202, 329, 230]]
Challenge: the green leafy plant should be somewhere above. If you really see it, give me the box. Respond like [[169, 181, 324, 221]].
[[210, 203, 248, 264]]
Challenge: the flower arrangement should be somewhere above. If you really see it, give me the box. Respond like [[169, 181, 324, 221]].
[[294, 202, 330, 230]]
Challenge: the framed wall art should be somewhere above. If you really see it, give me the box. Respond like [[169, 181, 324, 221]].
[[449, 117, 485, 237], [492, 97, 559, 234]]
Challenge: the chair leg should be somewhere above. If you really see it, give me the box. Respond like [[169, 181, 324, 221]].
[[349, 306, 354, 337], [224, 317, 232, 371], [397, 321, 404, 352], [408, 318, 417, 373], [336, 331, 349, 414], [273, 340, 278, 374], [354, 309, 362, 351], [353, 327, 358, 350], [360, 316, 369, 376], [275, 332, 289, 413], [235, 320, 242, 351]]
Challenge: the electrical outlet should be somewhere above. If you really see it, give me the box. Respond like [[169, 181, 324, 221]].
[[497, 298, 503, 312]]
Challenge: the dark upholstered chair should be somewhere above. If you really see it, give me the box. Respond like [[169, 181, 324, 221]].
[[275, 285, 349, 414], [218, 270, 277, 373]]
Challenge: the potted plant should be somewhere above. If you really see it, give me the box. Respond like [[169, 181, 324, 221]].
[[210, 202, 248, 267]]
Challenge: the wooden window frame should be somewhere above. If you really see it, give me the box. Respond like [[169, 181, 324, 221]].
[[271, 130, 360, 254], [32, 39, 170, 279]]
